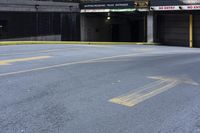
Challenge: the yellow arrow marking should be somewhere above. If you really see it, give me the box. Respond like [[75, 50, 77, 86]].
[[109, 76, 198, 107], [0, 56, 51, 65]]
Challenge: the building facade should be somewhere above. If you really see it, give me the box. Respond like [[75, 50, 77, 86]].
[[80, 0, 200, 48], [1, 0, 200, 48], [0, 0, 80, 41]]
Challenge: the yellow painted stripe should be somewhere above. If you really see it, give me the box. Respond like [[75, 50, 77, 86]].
[[0, 56, 51, 65], [109, 80, 179, 107], [0, 48, 79, 56], [189, 14, 193, 48]]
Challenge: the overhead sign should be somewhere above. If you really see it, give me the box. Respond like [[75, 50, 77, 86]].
[[80, 1, 135, 9], [151, 0, 200, 6], [81, 8, 136, 13], [151, 5, 200, 11], [151, 0, 200, 10]]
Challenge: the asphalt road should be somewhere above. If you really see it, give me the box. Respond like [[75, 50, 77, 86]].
[[0, 44, 200, 133]]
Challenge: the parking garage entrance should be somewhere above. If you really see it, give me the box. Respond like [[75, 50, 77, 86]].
[[80, 12, 147, 42], [155, 13, 189, 47], [154, 12, 200, 48]]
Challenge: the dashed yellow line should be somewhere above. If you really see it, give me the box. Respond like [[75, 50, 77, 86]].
[[0, 56, 51, 65]]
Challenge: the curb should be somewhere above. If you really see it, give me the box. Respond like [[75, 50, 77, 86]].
[[0, 41, 158, 46]]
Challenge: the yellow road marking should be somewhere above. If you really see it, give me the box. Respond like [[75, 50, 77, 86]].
[[109, 76, 198, 107], [0, 56, 51, 65], [0, 45, 114, 56], [110, 80, 179, 107], [0, 53, 143, 77], [0, 48, 79, 56]]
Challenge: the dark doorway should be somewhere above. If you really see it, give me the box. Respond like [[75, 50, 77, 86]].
[[112, 24, 119, 42], [81, 12, 146, 42], [131, 20, 140, 42], [0, 20, 7, 38]]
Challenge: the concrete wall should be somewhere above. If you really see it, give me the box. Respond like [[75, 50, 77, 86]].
[[0, 0, 79, 12]]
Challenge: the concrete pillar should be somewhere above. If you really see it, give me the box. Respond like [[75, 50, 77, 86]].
[[147, 12, 154, 43]]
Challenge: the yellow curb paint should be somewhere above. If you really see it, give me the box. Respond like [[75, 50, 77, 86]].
[[0, 56, 51, 66], [0, 41, 158, 46]]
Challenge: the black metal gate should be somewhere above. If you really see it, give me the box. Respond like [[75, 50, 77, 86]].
[[156, 14, 189, 47], [61, 13, 80, 41], [193, 15, 200, 48]]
